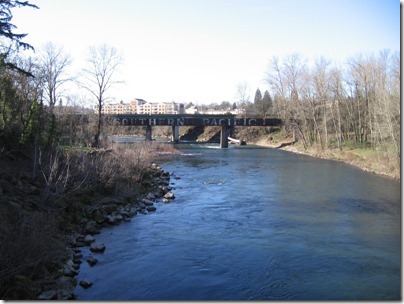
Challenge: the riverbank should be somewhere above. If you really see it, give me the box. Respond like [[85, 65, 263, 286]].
[[253, 137, 400, 181], [36, 163, 177, 300], [184, 125, 399, 181], [0, 142, 180, 300]]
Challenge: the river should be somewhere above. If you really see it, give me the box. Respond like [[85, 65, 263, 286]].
[[74, 144, 401, 300]]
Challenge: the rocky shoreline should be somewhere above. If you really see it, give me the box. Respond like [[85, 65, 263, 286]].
[[37, 163, 178, 300]]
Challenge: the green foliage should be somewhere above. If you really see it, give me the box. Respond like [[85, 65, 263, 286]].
[[19, 100, 40, 144], [46, 112, 58, 146], [0, 0, 39, 52], [254, 88, 272, 118]]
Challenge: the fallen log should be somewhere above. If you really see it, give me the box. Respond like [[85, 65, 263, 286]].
[[228, 137, 246, 145]]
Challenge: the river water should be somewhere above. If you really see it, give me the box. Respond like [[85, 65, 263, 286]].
[[74, 144, 401, 300]]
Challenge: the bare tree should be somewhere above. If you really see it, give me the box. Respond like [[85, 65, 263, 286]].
[[80, 44, 123, 147], [39, 42, 72, 112], [235, 81, 250, 117]]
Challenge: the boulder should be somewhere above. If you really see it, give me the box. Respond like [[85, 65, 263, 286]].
[[84, 235, 95, 244], [55, 276, 77, 300], [87, 256, 99, 267], [142, 198, 154, 206], [153, 188, 164, 197], [146, 206, 156, 212], [84, 221, 99, 235], [62, 261, 78, 277], [163, 192, 175, 200], [137, 202, 146, 209], [37, 290, 57, 300], [127, 208, 137, 217], [146, 192, 156, 200], [75, 241, 86, 247], [160, 171, 170, 179], [79, 280, 93, 288], [90, 242, 106, 253], [161, 186, 171, 194], [105, 214, 123, 224]]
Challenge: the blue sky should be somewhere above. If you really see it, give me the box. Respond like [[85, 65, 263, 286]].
[[13, 0, 400, 105]]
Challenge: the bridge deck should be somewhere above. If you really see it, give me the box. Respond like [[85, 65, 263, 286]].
[[111, 114, 282, 127]]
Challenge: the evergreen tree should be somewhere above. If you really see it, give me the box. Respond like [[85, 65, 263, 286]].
[[253, 88, 262, 106], [0, 0, 38, 51], [262, 90, 272, 116], [254, 89, 272, 118]]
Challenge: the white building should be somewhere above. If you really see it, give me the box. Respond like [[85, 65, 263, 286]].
[[101, 98, 184, 115]]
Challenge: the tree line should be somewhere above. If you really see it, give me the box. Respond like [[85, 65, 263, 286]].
[[0, 2, 123, 153], [0, 2, 399, 168], [262, 52, 400, 168]]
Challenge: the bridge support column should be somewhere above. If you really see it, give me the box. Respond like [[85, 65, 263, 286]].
[[145, 125, 152, 141], [172, 125, 179, 143], [220, 125, 228, 148]]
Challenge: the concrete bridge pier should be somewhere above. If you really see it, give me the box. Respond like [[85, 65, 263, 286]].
[[172, 125, 179, 143], [220, 125, 229, 148], [145, 125, 152, 141]]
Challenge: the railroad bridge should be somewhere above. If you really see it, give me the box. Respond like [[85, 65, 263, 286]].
[[111, 114, 282, 148]]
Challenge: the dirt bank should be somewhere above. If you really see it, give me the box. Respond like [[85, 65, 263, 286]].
[[252, 137, 399, 181]]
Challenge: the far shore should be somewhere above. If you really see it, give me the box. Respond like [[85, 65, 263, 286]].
[[252, 138, 399, 181]]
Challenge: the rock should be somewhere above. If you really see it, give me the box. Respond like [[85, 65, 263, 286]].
[[84, 221, 99, 234], [163, 192, 175, 199], [146, 206, 156, 212], [119, 210, 129, 219], [62, 262, 78, 277], [154, 188, 164, 197], [105, 214, 123, 224], [137, 202, 146, 209], [72, 259, 82, 265], [84, 234, 95, 244], [55, 276, 77, 300], [163, 198, 170, 203], [90, 242, 106, 253], [160, 171, 170, 179], [127, 208, 137, 217], [161, 186, 171, 194], [114, 214, 123, 222], [87, 256, 99, 266], [37, 290, 57, 300], [73, 252, 83, 259], [146, 192, 156, 200], [79, 280, 93, 288], [142, 198, 154, 206], [174, 176, 181, 180]]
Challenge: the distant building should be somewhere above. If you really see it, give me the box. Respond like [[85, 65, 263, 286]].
[[185, 105, 199, 114], [101, 98, 184, 115]]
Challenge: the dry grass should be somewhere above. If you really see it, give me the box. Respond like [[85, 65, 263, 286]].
[[280, 142, 400, 180], [0, 141, 177, 299]]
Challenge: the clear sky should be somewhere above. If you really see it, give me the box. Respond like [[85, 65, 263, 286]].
[[12, 0, 400, 105]]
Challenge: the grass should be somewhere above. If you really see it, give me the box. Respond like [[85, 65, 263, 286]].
[[260, 131, 400, 180]]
